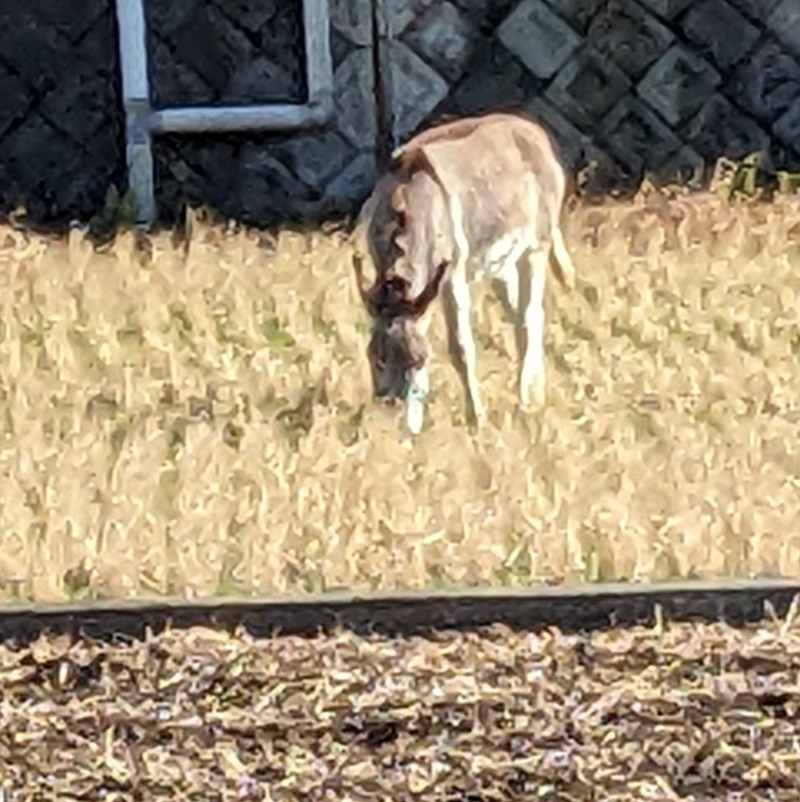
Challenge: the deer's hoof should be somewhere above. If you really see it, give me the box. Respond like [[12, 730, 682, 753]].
[[406, 397, 426, 435]]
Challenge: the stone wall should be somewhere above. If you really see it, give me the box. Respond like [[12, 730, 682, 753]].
[[380, 0, 800, 190], [148, 0, 380, 227], [0, 0, 799, 228], [0, 0, 125, 225]]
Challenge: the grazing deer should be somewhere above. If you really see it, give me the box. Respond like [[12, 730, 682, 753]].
[[352, 111, 576, 434]]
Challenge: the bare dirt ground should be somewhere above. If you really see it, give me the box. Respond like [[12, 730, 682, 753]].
[[2, 617, 800, 800], [0, 189, 799, 600]]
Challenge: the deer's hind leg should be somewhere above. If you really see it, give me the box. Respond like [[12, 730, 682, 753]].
[[517, 245, 549, 409], [491, 241, 531, 405]]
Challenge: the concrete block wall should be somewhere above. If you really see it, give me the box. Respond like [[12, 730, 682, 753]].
[[0, 0, 798, 227]]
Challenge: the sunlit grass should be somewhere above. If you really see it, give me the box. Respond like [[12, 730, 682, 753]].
[[0, 189, 799, 602]]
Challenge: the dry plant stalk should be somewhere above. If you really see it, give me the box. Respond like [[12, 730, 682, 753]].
[[0, 191, 798, 601]]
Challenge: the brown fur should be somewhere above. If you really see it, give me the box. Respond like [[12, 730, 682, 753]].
[[352, 110, 576, 425]]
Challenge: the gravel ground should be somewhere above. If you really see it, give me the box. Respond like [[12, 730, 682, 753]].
[[2, 618, 800, 800]]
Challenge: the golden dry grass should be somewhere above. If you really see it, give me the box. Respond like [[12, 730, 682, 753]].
[[1, 190, 800, 602]]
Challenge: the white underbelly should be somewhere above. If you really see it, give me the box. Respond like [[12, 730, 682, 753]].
[[467, 229, 535, 282]]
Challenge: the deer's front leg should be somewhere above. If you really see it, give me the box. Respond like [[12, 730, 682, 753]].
[[442, 272, 485, 426], [405, 320, 432, 436]]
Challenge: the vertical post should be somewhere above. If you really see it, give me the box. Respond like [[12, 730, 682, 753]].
[[303, 0, 334, 110], [115, 0, 155, 227], [371, 0, 393, 170]]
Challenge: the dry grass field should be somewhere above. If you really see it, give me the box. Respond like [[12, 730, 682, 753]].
[[1, 187, 800, 602]]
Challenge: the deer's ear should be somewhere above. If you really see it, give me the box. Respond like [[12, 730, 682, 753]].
[[407, 261, 448, 317]]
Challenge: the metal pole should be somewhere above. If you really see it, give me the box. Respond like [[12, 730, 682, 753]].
[[303, 0, 334, 110], [150, 102, 331, 134], [113, 0, 334, 229], [115, 0, 155, 228]]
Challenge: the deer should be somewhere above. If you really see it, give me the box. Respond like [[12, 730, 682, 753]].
[[351, 111, 576, 434]]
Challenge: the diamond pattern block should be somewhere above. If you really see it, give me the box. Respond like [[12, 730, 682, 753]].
[[2, 0, 800, 227], [151, 0, 381, 226], [385, 0, 800, 185]]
